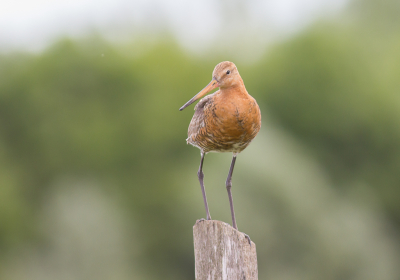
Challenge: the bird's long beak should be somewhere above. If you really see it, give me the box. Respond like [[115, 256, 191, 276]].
[[179, 78, 219, 111]]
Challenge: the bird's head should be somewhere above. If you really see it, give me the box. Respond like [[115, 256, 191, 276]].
[[211, 61, 240, 89], [179, 61, 241, 111]]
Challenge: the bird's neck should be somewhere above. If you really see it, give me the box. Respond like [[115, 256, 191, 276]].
[[220, 77, 248, 96]]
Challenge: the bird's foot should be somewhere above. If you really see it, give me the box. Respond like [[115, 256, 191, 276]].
[[196, 218, 206, 224], [244, 233, 252, 247]]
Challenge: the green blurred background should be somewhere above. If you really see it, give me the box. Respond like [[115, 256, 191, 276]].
[[1, 0, 400, 279]]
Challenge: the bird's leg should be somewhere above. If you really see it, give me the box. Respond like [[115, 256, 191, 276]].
[[198, 152, 211, 220], [226, 154, 237, 229]]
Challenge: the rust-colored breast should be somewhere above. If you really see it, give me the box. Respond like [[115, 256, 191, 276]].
[[187, 89, 261, 154]]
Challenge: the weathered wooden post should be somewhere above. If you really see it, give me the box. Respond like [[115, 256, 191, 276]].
[[193, 220, 258, 280]]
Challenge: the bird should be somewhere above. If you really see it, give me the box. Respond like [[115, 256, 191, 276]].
[[179, 61, 261, 230]]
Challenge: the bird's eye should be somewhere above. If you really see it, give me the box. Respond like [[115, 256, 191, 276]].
[[226, 70, 231, 75]]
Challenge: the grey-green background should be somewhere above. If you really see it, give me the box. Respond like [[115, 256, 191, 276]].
[[1, 0, 400, 279]]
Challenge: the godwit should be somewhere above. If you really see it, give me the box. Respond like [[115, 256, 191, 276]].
[[179, 61, 261, 230]]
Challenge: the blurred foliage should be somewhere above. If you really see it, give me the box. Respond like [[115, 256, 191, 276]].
[[1, 0, 400, 279], [0, 38, 212, 279], [248, 22, 400, 222]]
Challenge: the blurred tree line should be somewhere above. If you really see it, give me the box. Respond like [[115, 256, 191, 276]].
[[0, 0, 400, 279]]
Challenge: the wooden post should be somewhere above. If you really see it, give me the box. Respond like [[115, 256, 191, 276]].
[[193, 220, 258, 280]]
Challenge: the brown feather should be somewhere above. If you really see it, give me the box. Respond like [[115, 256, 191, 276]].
[[186, 62, 261, 154]]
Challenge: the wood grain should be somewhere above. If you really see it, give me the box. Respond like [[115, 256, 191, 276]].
[[193, 220, 258, 280]]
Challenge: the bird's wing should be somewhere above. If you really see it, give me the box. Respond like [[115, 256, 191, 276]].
[[193, 91, 216, 111], [187, 92, 217, 143]]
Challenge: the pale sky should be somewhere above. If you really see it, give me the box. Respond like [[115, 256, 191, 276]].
[[0, 0, 348, 53]]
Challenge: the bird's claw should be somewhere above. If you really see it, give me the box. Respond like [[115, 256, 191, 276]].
[[244, 234, 252, 247]]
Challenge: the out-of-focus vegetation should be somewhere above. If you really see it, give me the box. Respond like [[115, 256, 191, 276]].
[[1, 0, 400, 279]]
